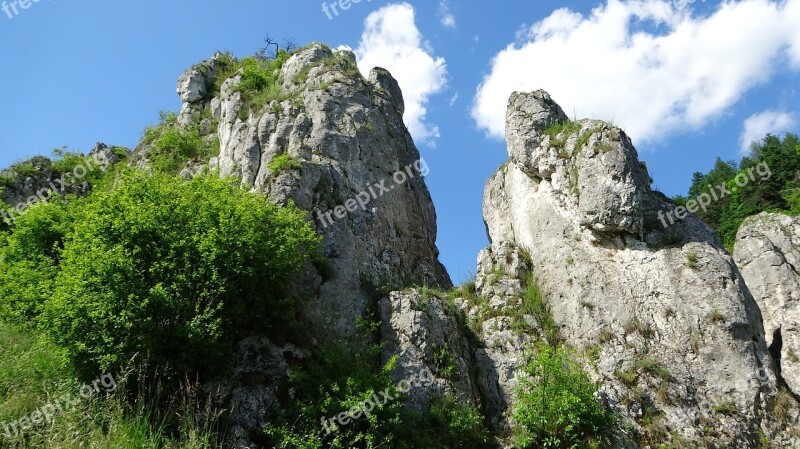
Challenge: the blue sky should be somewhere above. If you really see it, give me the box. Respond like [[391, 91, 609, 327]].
[[1, 0, 799, 283]]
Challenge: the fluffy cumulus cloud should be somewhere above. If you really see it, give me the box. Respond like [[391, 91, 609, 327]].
[[472, 0, 800, 144], [354, 3, 448, 146], [740, 111, 797, 153]]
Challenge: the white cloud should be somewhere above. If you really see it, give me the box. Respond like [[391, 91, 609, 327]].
[[439, 1, 457, 29], [354, 3, 448, 146], [472, 0, 800, 145], [449, 91, 460, 107], [740, 111, 796, 153]]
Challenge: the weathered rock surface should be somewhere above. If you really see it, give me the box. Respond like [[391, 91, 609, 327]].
[[0, 143, 128, 213], [736, 212, 800, 398], [474, 90, 800, 447], [165, 44, 451, 445]]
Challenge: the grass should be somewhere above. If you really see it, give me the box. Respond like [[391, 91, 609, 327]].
[[686, 251, 699, 269], [708, 309, 725, 324], [634, 358, 674, 382], [774, 388, 795, 427], [712, 402, 737, 416], [518, 274, 560, 346], [598, 327, 616, 344], [690, 331, 700, 354], [576, 128, 596, 149], [624, 317, 653, 338], [597, 142, 616, 153], [141, 111, 220, 173], [0, 322, 228, 448], [543, 120, 582, 153], [615, 357, 673, 388]]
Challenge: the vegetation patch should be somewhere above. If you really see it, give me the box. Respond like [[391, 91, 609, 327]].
[[268, 153, 302, 174], [673, 133, 800, 248], [141, 111, 220, 173], [513, 345, 616, 449], [544, 120, 583, 153], [263, 324, 490, 449], [0, 169, 320, 381]]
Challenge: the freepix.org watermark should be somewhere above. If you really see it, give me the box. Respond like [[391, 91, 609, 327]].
[[321, 0, 378, 20], [657, 161, 772, 228], [1, 158, 97, 226], [320, 367, 434, 435], [314, 157, 429, 229], [2, 0, 47, 20], [1, 373, 116, 440]]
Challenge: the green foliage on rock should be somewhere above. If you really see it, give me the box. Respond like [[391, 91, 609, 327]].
[[0, 169, 320, 381], [264, 322, 491, 449], [141, 111, 219, 173], [235, 52, 293, 120], [513, 345, 617, 449], [268, 154, 302, 174]]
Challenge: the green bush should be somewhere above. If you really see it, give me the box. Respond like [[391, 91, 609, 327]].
[[0, 200, 73, 323], [141, 112, 219, 173], [264, 340, 406, 449], [268, 154, 302, 174], [513, 345, 616, 449], [1, 169, 320, 381], [264, 323, 491, 449]]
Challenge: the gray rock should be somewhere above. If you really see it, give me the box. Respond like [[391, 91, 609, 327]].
[[1, 144, 126, 214], [735, 213, 800, 397], [168, 44, 451, 442], [477, 90, 799, 446]]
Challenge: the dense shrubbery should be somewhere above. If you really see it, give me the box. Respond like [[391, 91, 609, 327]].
[[513, 345, 616, 449], [0, 169, 320, 381], [141, 111, 219, 173], [675, 133, 800, 248], [235, 52, 293, 119], [265, 322, 491, 449]]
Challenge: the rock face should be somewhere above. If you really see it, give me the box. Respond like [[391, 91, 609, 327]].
[[176, 45, 450, 337], [736, 213, 800, 398], [167, 44, 451, 446], [473, 90, 799, 446], [0, 143, 128, 217]]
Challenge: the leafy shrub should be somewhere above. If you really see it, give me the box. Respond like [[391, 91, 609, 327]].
[[1, 170, 320, 381], [513, 345, 616, 449], [49, 148, 105, 186], [0, 200, 73, 323], [235, 52, 293, 120], [268, 154, 302, 174], [141, 111, 219, 173], [264, 323, 491, 449], [264, 339, 406, 449]]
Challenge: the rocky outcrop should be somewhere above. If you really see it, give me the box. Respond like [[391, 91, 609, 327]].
[[176, 44, 450, 335], [735, 213, 800, 398], [471, 90, 799, 447], [166, 44, 451, 446], [0, 143, 128, 214]]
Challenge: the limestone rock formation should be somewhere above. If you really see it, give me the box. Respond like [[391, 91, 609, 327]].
[[472, 90, 799, 446], [736, 213, 800, 398], [163, 44, 451, 446], [0, 143, 128, 212]]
